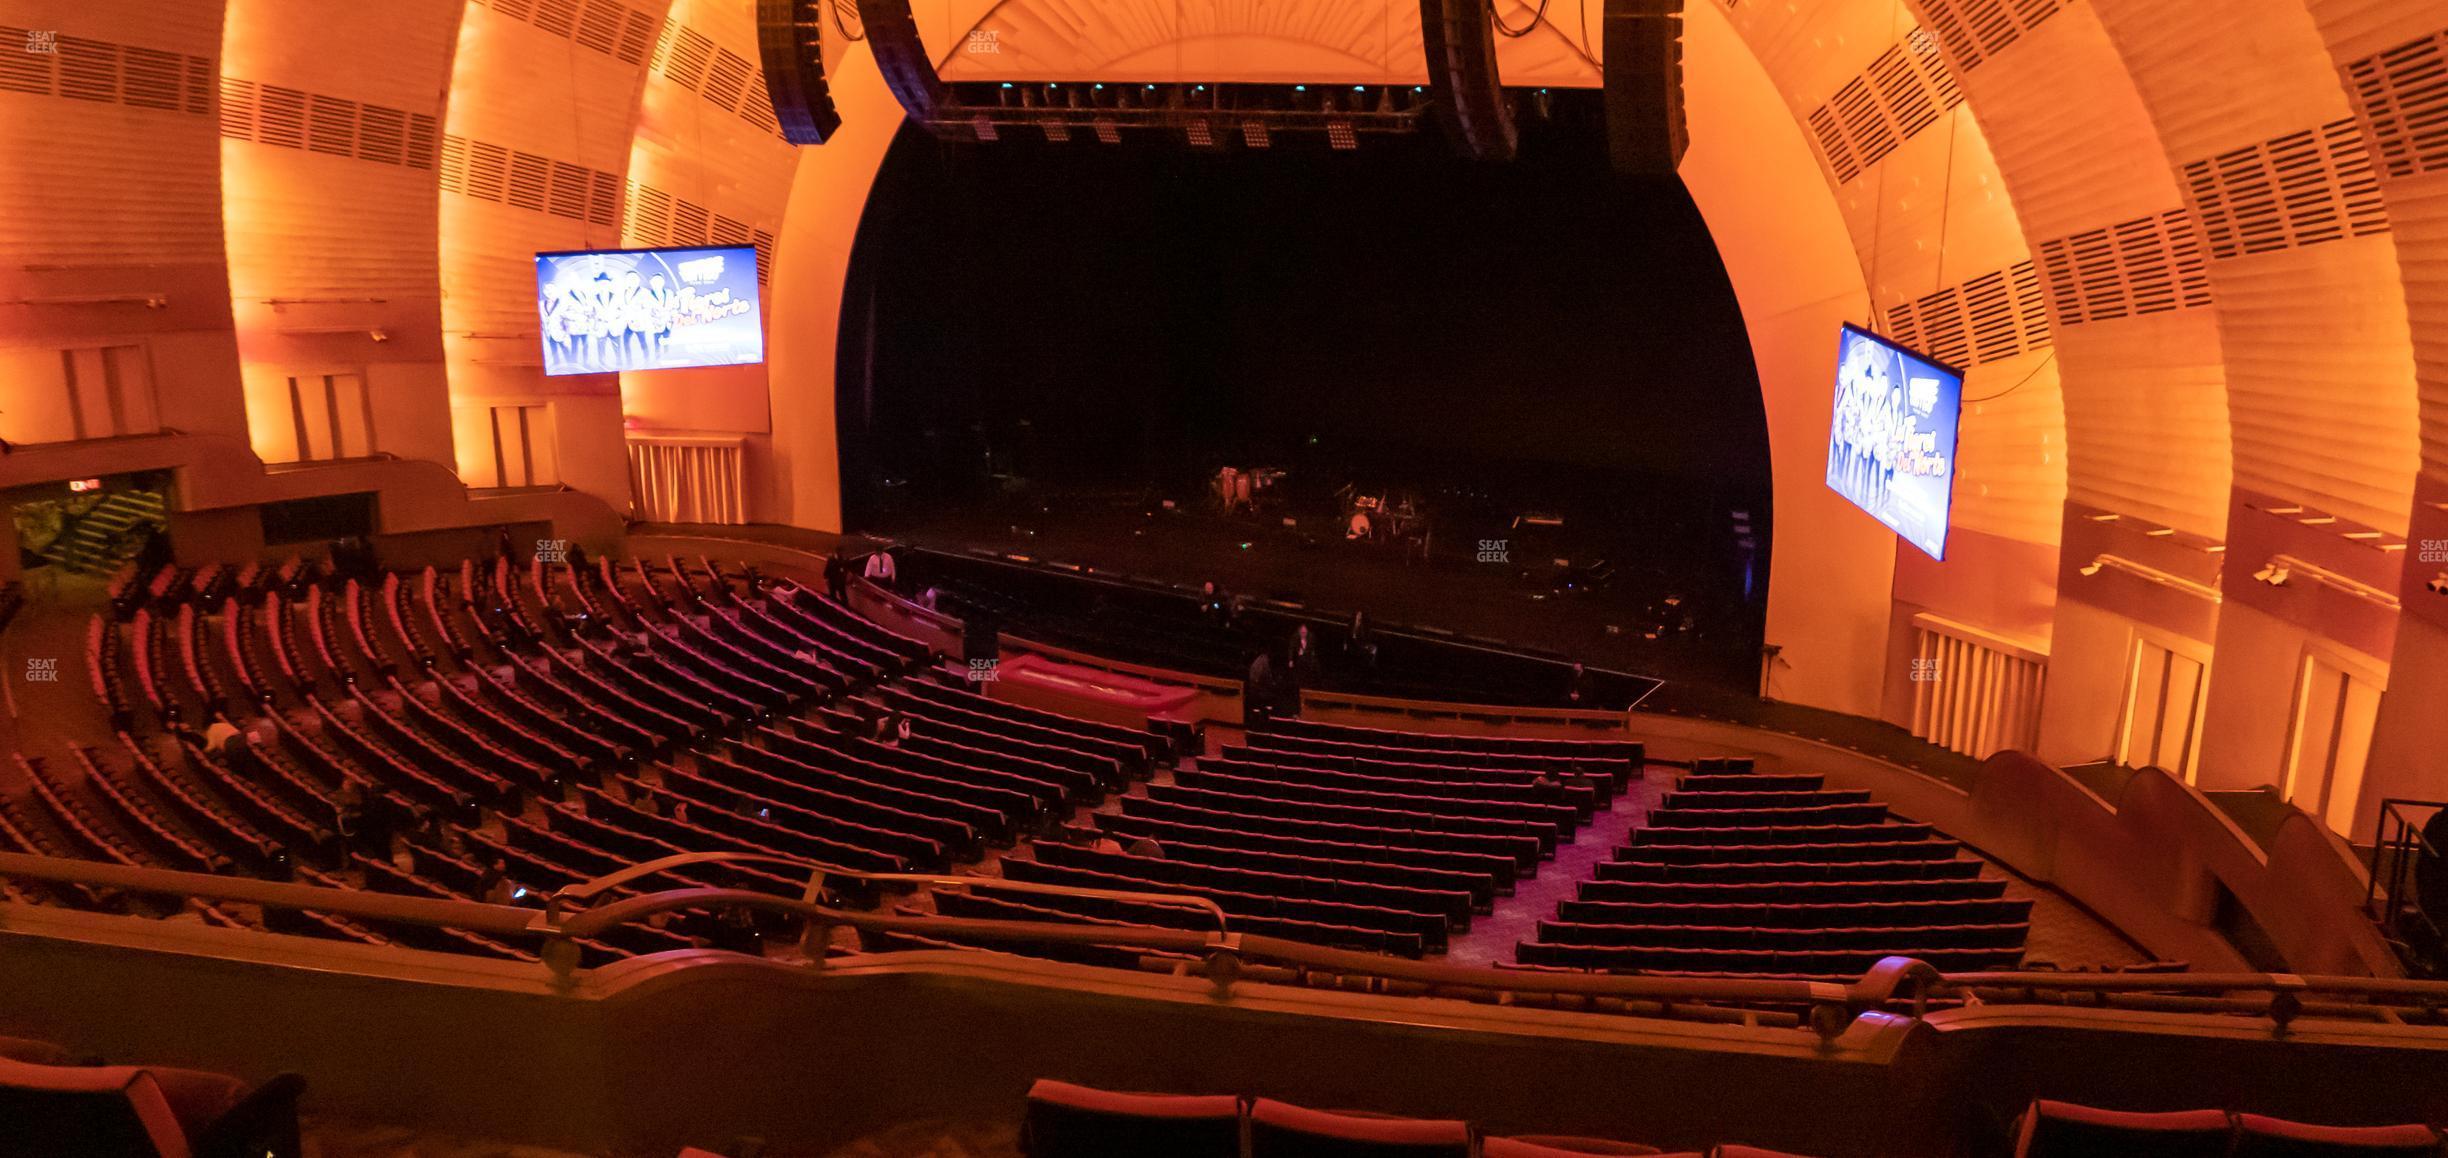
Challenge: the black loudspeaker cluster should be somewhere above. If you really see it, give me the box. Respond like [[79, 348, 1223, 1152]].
[[1421, 0, 1518, 161], [756, 0, 842, 145], [1604, 0, 1689, 175]]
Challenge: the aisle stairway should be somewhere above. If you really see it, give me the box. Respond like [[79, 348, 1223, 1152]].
[[35, 491, 166, 576]]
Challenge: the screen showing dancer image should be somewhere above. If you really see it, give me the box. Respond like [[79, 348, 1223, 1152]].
[[534, 245, 764, 376], [1825, 324, 1963, 560]]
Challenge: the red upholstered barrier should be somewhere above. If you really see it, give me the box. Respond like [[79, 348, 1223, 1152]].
[[2014, 1101, 2236, 1158], [1023, 1078, 1243, 1158], [1248, 1099, 1472, 1157], [2233, 1114, 2445, 1157], [1483, 1136, 1665, 1156]]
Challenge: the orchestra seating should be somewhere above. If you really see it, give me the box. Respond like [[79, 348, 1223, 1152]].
[[11, 543, 2037, 983], [0, 552, 1153, 964], [967, 723, 1641, 957], [1021, 1080, 1812, 1158], [0, 1036, 304, 1158], [2012, 1100, 2445, 1158], [1517, 765, 2030, 976]]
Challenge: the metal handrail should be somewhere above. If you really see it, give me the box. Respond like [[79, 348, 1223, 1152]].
[[2368, 799, 2443, 925], [7, 850, 2448, 1038]]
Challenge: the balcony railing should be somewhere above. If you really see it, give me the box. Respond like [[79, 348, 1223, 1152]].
[[7, 849, 2448, 1043]]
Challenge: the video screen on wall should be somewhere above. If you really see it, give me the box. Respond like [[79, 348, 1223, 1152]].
[[534, 245, 764, 376], [1826, 324, 1963, 560]]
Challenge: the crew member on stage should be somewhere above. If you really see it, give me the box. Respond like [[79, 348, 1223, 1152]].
[[1342, 611, 1378, 673], [1290, 624, 1325, 690]]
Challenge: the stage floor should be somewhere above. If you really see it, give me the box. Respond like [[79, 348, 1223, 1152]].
[[873, 498, 1760, 696], [645, 514, 1989, 789]]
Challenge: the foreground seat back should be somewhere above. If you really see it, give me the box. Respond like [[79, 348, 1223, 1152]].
[[1483, 1137, 1664, 1156], [2014, 1101, 2234, 1158], [1022, 1079, 1242, 1158], [1248, 1098, 1472, 1158], [2233, 1114, 2445, 1158], [0, 1059, 194, 1158]]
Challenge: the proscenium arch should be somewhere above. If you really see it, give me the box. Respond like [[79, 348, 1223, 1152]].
[[766, 0, 1906, 716]]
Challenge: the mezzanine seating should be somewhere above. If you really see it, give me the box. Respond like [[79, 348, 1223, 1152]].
[[0, 1038, 304, 1158], [2013, 1100, 2445, 1158], [1020, 1080, 1824, 1158]]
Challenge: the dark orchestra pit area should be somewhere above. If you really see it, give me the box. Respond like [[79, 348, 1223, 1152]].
[[872, 489, 1747, 701]]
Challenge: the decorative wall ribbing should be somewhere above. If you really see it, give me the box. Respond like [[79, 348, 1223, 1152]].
[[1882, 260, 2051, 368], [620, 179, 776, 283], [2180, 118, 2390, 258], [1916, 0, 2070, 73], [1804, 29, 1962, 183], [468, 0, 660, 66], [438, 133, 622, 227], [650, 17, 787, 140], [0, 29, 213, 115], [2035, 208, 2214, 326], [2344, 29, 2448, 181], [218, 79, 440, 169]]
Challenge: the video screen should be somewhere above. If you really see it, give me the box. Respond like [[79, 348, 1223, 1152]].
[[534, 245, 763, 376], [1826, 324, 1962, 560]]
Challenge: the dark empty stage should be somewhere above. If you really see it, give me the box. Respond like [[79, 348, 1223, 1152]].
[[871, 495, 1758, 696]]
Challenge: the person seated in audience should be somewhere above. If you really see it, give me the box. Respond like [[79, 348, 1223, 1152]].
[[476, 857, 511, 905], [1531, 772, 1565, 804], [916, 585, 941, 611], [873, 710, 912, 747], [202, 717, 242, 753], [1126, 837, 1165, 860], [333, 780, 368, 845]]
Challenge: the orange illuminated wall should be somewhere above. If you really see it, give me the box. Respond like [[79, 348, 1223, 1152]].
[[219, 0, 461, 472]]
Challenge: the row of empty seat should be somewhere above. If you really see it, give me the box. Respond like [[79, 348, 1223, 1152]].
[[1023, 1078, 1814, 1158], [3, 549, 1177, 968], [892, 716, 1652, 962], [1518, 760, 2029, 976], [1022, 1084, 2448, 1158]]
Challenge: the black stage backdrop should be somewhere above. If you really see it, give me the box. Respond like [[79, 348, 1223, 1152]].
[[838, 107, 1768, 527]]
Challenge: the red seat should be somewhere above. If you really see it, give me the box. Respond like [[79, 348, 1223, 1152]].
[[2014, 1101, 2234, 1158], [0, 1051, 302, 1158], [1484, 1136, 1664, 1156], [1248, 1099, 1471, 1158], [1023, 1078, 1242, 1158], [2233, 1114, 2444, 1158]]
